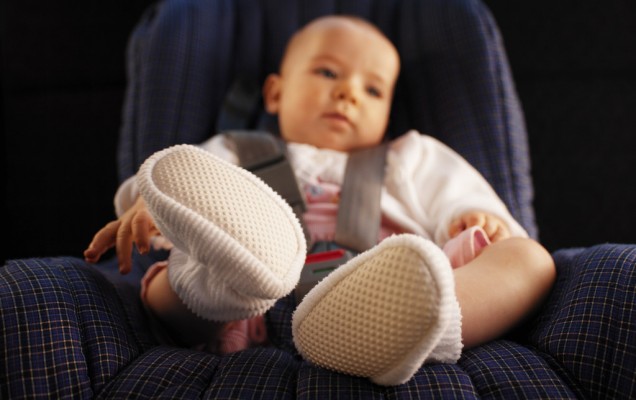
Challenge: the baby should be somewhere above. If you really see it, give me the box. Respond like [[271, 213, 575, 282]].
[[85, 15, 555, 386]]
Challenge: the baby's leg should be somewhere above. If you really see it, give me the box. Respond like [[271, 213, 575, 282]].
[[454, 237, 556, 348], [292, 235, 555, 386], [143, 261, 224, 346], [144, 263, 268, 352], [136, 144, 307, 350]]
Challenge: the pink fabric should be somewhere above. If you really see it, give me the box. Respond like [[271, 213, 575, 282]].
[[216, 315, 268, 354], [442, 226, 491, 269], [302, 180, 400, 244]]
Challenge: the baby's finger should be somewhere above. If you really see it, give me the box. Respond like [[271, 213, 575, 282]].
[[131, 211, 154, 255], [482, 219, 500, 240], [490, 224, 511, 243], [448, 218, 466, 238], [465, 213, 486, 229], [115, 219, 134, 275], [84, 220, 121, 263]]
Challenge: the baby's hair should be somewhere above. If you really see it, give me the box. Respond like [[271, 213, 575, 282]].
[[280, 15, 397, 73], [324, 15, 388, 37]]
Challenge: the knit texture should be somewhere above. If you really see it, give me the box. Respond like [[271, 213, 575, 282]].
[[292, 234, 462, 386], [137, 144, 307, 321]]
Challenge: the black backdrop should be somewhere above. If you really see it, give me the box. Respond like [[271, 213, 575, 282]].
[[2, 1, 635, 263]]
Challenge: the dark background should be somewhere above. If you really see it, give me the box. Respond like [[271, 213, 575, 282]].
[[2, 1, 635, 263]]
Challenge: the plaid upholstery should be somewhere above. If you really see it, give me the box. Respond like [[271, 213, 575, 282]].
[[3, 0, 635, 398], [0, 257, 156, 399], [528, 245, 636, 399], [2, 245, 635, 398], [118, 0, 537, 238]]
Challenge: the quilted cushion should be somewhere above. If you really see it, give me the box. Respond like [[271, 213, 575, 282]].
[[2, 245, 635, 398], [528, 245, 636, 399]]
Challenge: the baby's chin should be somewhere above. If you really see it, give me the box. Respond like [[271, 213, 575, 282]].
[[314, 128, 385, 152], [313, 140, 354, 153], [285, 132, 354, 152]]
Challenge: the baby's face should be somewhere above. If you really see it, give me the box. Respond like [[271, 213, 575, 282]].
[[264, 18, 400, 152]]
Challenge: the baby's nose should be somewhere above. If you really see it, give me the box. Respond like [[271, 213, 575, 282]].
[[333, 83, 358, 104]]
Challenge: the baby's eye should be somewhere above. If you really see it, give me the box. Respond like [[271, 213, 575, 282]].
[[315, 67, 337, 79], [366, 86, 382, 98]]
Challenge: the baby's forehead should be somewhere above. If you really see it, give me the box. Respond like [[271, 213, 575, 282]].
[[295, 17, 387, 48], [283, 17, 399, 69]]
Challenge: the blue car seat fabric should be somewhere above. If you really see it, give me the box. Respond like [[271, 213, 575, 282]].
[[2, 245, 635, 398], [117, 0, 538, 239], [528, 245, 636, 399], [0, 258, 156, 398], [3, 0, 636, 398]]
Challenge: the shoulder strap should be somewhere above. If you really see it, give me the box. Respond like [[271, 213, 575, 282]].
[[224, 130, 286, 170], [225, 130, 388, 254], [334, 143, 389, 253], [224, 131, 309, 243]]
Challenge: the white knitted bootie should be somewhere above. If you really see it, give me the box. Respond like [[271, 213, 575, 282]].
[[137, 144, 307, 321], [292, 234, 462, 386]]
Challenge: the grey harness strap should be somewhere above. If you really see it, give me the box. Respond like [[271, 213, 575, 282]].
[[224, 131, 309, 243], [224, 130, 387, 253], [224, 130, 387, 301], [334, 143, 389, 253]]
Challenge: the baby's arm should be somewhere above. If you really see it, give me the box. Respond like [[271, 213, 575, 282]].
[[84, 196, 160, 274], [448, 211, 511, 243], [84, 135, 234, 274]]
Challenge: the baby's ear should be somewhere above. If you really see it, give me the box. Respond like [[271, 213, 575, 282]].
[[263, 74, 282, 114]]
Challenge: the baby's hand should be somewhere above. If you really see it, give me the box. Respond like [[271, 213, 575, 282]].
[[448, 211, 511, 243], [84, 196, 160, 274]]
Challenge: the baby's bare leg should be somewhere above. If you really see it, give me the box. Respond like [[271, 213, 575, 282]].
[[454, 237, 556, 348], [145, 266, 225, 346]]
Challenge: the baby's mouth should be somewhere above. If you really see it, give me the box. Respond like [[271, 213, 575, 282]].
[[322, 112, 352, 126]]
